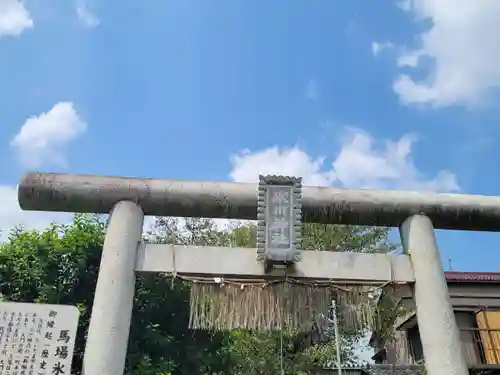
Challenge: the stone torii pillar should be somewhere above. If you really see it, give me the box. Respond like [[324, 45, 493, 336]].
[[82, 201, 144, 375], [18, 172, 500, 375], [401, 215, 468, 375]]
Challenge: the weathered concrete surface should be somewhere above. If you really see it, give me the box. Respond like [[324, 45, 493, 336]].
[[135, 244, 415, 283], [82, 201, 144, 375], [18, 172, 500, 231], [400, 215, 468, 375]]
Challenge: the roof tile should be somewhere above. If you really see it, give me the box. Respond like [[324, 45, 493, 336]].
[[444, 271, 500, 282]]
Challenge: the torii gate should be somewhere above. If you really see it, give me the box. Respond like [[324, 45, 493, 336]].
[[18, 172, 500, 375]]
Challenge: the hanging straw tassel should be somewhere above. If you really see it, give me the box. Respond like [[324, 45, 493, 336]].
[[188, 279, 379, 332]]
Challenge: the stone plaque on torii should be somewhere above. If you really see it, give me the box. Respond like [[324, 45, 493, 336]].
[[18, 172, 500, 375]]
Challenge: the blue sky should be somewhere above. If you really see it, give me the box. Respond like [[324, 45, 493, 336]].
[[1, 0, 500, 272]]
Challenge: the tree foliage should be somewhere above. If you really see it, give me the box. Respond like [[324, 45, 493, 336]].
[[0, 215, 396, 374]]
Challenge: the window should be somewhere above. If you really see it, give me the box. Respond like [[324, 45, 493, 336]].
[[407, 326, 423, 362], [476, 310, 500, 364], [455, 311, 483, 365]]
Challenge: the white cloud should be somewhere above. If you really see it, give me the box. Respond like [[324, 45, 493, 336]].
[[2, 102, 86, 238], [372, 41, 394, 57], [393, 0, 500, 107], [229, 127, 459, 192], [306, 79, 319, 100], [0, 0, 34, 37], [230, 147, 332, 186], [76, 1, 99, 29], [10, 102, 87, 169]]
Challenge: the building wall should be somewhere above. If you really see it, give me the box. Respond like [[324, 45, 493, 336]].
[[375, 282, 500, 366], [383, 309, 500, 366], [449, 283, 500, 308]]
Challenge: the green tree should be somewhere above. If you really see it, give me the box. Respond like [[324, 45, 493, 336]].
[[0, 215, 397, 375], [144, 218, 396, 374], [0, 215, 227, 375], [0, 215, 105, 373]]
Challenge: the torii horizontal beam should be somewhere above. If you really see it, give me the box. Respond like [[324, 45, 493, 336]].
[[18, 172, 500, 231], [135, 244, 415, 283]]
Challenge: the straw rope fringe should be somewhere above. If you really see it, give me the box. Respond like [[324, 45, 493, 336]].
[[187, 278, 393, 332]]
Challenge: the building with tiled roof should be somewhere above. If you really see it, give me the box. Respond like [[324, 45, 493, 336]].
[[445, 271, 500, 283], [370, 271, 500, 374]]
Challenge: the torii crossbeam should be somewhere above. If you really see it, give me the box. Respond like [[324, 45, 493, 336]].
[[19, 172, 500, 375]]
